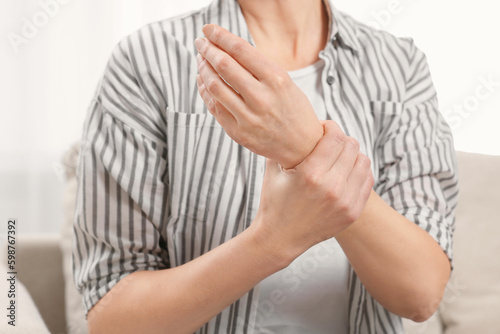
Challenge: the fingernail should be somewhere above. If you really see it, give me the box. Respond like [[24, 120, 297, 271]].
[[202, 24, 214, 37], [194, 37, 206, 51], [196, 53, 203, 66]]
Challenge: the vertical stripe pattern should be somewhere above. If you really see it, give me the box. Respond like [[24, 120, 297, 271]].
[[73, 0, 458, 333]]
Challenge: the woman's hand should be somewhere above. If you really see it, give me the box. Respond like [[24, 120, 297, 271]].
[[195, 24, 324, 169], [253, 120, 374, 260]]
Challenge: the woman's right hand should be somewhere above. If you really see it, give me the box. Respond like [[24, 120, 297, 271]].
[[252, 120, 374, 261], [196, 24, 324, 169]]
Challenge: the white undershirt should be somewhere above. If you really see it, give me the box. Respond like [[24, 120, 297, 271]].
[[255, 60, 349, 334], [288, 59, 328, 120]]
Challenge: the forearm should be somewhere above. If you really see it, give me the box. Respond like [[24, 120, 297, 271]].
[[195, 22, 451, 322], [88, 222, 290, 334], [335, 190, 451, 321]]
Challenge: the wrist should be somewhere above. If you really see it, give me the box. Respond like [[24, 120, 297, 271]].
[[281, 121, 324, 169], [335, 190, 376, 243], [246, 214, 302, 270]]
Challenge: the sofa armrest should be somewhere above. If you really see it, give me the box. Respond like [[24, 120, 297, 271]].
[[1, 234, 66, 334]]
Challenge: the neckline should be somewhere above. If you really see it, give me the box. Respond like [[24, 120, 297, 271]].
[[287, 59, 325, 80]]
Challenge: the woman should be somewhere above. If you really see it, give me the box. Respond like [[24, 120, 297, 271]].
[[74, 0, 458, 333]]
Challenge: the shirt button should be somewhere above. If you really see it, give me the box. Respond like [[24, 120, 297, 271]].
[[326, 76, 335, 85]]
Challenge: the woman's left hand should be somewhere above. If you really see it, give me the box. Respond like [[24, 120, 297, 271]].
[[195, 24, 324, 169]]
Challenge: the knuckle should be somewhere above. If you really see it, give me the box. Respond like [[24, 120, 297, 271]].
[[331, 132, 346, 145], [341, 137, 359, 156], [346, 137, 360, 152], [345, 207, 359, 223], [325, 120, 344, 135], [200, 88, 210, 102], [214, 100, 224, 112], [304, 171, 322, 187], [207, 98, 217, 110], [336, 197, 357, 222], [326, 189, 340, 202], [357, 154, 372, 170], [229, 40, 246, 57], [338, 197, 350, 212], [334, 130, 347, 141], [215, 55, 229, 72], [198, 58, 207, 71], [327, 130, 346, 146], [325, 181, 342, 201], [270, 70, 290, 89], [206, 79, 220, 94], [206, 101, 217, 115]]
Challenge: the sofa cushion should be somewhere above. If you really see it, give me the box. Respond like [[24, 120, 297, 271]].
[[0, 247, 51, 333], [404, 151, 500, 333], [440, 152, 500, 333], [17, 235, 67, 333], [64, 144, 500, 333]]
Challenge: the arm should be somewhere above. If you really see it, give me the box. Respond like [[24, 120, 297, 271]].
[[197, 24, 454, 321], [335, 191, 450, 321], [87, 120, 372, 333], [335, 43, 457, 321], [88, 224, 289, 334], [78, 36, 373, 334]]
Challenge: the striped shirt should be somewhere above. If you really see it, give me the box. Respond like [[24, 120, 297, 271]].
[[73, 0, 459, 333]]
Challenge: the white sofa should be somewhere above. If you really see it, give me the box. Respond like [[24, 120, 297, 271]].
[[2, 151, 499, 333]]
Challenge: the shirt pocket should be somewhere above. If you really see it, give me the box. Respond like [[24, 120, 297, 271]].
[[165, 108, 241, 224], [166, 108, 222, 128], [370, 100, 405, 148]]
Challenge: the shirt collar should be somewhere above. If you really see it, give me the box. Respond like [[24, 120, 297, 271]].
[[214, 0, 361, 55], [323, 0, 361, 55]]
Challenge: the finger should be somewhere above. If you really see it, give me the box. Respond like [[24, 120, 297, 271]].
[[197, 53, 247, 119], [329, 134, 360, 179], [202, 24, 276, 81], [352, 175, 374, 216], [195, 37, 258, 99], [345, 153, 372, 200], [197, 73, 237, 129], [299, 120, 345, 173]]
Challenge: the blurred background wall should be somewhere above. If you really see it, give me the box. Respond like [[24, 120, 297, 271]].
[[1, 0, 499, 235]]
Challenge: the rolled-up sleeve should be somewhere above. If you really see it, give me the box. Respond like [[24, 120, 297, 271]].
[[72, 36, 170, 314], [374, 42, 459, 263]]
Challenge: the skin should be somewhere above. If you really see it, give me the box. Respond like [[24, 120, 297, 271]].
[[195, 20, 450, 319], [238, 0, 329, 70], [88, 1, 451, 333]]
